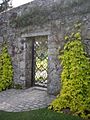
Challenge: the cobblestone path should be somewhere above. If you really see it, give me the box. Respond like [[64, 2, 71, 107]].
[[0, 87, 55, 112]]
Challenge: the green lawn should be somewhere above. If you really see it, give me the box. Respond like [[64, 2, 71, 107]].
[[0, 108, 82, 120]]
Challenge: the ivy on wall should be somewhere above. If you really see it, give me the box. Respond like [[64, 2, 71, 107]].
[[49, 25, 90, 119], [9, 0, 90, 28], [0, 44, 13, 91], [10, 6, 50, 28]]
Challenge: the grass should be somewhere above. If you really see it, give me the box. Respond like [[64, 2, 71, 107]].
[[0, 108, 82, 120]]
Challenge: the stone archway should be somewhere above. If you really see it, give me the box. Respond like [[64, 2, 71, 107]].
[[21, 31, 60, 95]]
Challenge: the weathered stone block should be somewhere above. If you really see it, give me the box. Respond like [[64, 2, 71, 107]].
[[20, 61, 25, 69], [86, 30, 90, 39], [0, 36, 3, 43], [20, 76, 25, 81]]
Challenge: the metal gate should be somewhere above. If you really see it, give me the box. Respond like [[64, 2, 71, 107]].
[[32, 36, 48, 87]]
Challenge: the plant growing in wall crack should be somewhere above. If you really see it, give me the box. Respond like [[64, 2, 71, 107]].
[[0, 44, 13, 91], [49, 25, 90, 119]]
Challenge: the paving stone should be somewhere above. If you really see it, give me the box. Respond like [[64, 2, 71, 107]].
[[0, 87, 55, 112]]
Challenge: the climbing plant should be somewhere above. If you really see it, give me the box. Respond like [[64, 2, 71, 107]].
[[9, 0, 90, 28], [0, 44, 13, 91], [49, 26, 90, 119]]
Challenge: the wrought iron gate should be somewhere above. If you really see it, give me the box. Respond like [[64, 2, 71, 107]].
[[32, 36, 48, 87]]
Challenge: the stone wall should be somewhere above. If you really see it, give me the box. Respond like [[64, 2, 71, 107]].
[[0, 0, 90, 95]]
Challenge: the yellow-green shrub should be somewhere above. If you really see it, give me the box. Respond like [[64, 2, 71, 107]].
[[0, 44, 13, 91], [49, 32, 90, 119]]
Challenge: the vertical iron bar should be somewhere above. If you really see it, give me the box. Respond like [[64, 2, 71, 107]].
[[31, 38, 35, 86]]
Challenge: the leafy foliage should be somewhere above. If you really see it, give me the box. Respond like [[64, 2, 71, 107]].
[[10, 6, 49, 28], [0, 0, 12, 13], [49, 31, 90, 119], [10, 0, 90, 28], [0, 44, 13, 91]]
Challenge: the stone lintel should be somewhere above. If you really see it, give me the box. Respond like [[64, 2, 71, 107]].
[[21, 31, 50, 38]]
